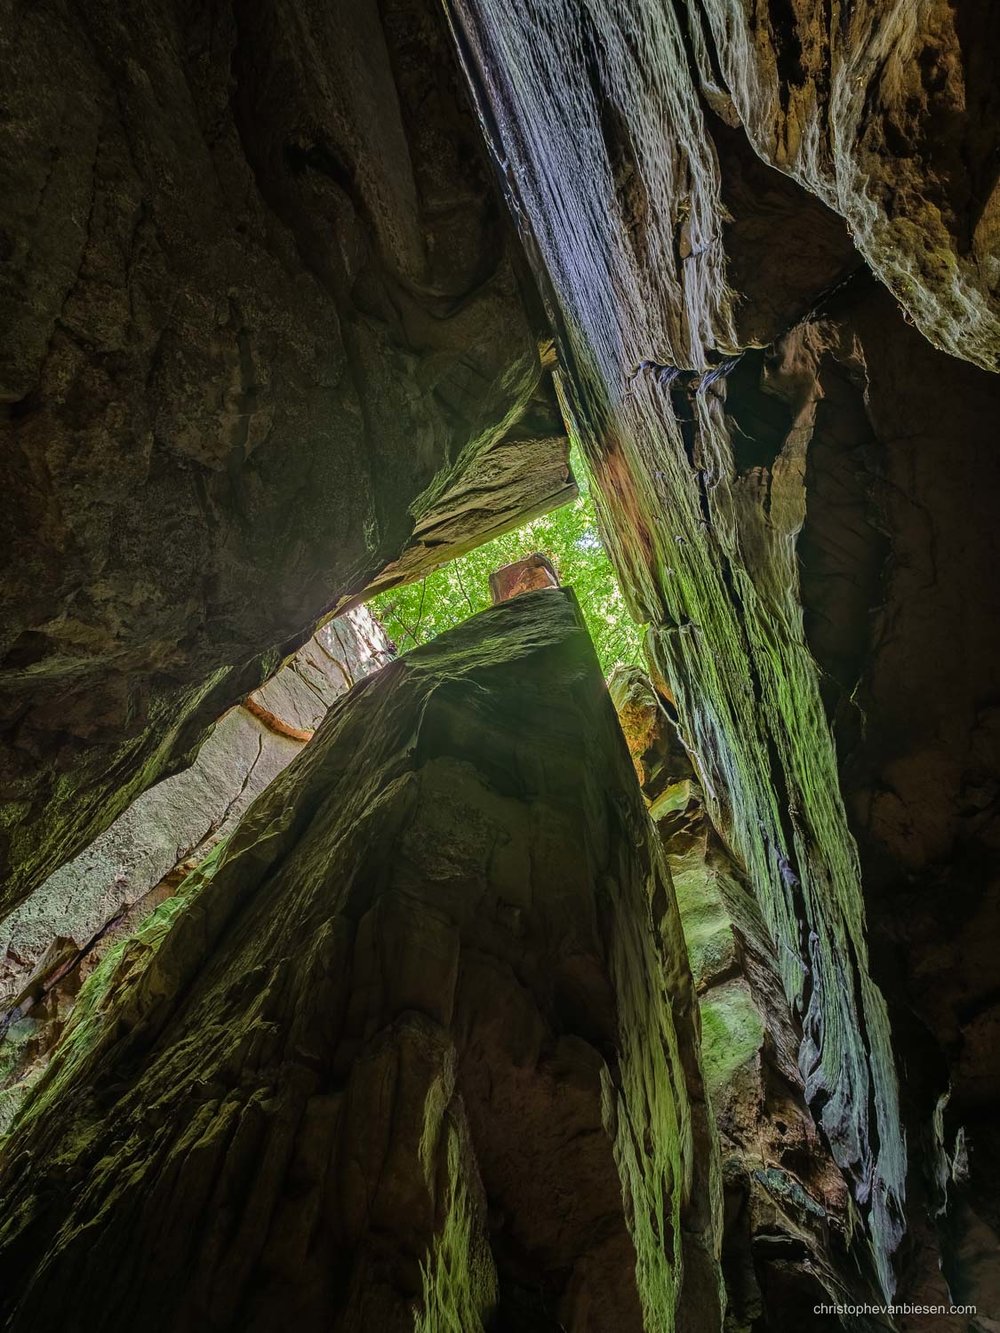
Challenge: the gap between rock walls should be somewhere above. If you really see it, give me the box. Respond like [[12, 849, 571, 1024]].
[[1, 1, 999, 1330]]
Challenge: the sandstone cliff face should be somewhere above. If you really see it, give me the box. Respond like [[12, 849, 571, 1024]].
[[612, 668, 888, 1329], [2, 0, 999, 1325], [0, 0, 571, 913], [0, 607, 392, 1132], [448, 0, 1000, 1312], [0, 589, 721, 1333]]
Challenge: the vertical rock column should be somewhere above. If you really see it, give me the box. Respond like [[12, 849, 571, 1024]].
[[612, 669, 888, 1329], [444, 2, 906, 1292], [0, 589, 721, 1333], [0, 0, 573, 913]]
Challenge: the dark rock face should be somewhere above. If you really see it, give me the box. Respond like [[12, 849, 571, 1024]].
[[0, 590, 722, 1333], [2, 0, 1000, 1324], [448, 0, 1000, 1312], [449, 2, 904, 1293], [0, 608, 393, 1130], [696, 0, 1000, 371], [612, 668, 886, 1330], [801, 280, 1000, 1326], [0, 0, 570, 913]]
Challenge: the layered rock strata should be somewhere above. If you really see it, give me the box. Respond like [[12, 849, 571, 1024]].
[[802, 280, 1000, 1328], [0, 588, 722, 1333], [692, 0, 1000, 372], [612, 668, 888, 1330], [2, 0, 998, 1322], [447, 1, 907, 1291], [448, 4, 1000, 1311], [0, 0, 571, 912], [0, 607, 391, 1131]]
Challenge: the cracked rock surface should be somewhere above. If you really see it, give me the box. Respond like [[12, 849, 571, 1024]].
[[0, 589, 721, 1333], [2, 0, 999, 1324], [0, 0, 570, 913], [0, 607, 392, 1132], [449, 0, 1000, 1310]]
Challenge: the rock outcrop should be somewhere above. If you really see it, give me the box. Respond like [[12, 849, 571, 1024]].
[[449, 1, 902, 1294], [0, 0, 571, 913], [0, 607, 392, 1131], [612, 668, 887, 1329], [0, 588, 721, 1332], [448, 0, 1000, 1313], [806, 279, 1000, 1327], [694, 1, 1000, 372], [489, 552, 560, 603], [2, 0, 999, 1325]]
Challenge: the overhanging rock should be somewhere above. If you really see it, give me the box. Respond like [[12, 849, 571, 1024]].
[[0, 0, 570, 914]]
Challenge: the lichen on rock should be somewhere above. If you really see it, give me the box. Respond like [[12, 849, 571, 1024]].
[[0, 589, 721, 1333]]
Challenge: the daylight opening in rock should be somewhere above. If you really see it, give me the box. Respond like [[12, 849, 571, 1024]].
[[2, 1, 999, 1329], [369, 446, 644, 674]]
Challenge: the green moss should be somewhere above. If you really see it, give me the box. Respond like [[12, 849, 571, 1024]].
[[648, 780, 695, 821], [2, 842, 228, 1146], [753, 1166, 827, 1222], [699, 985, 765, 1103], [0, 1016, 45, 1136], [607, 861, 724, 1332], [415, 1118, 497, 1333], [670, 862, 737, 988]]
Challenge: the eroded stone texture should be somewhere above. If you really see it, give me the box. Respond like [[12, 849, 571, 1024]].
[[693, 0, 1000, 371], [0, 608, 392, 1130], [489, 552, 560, 603], [0, 589, 722, 1333], [0, 0, 570, 913], [612, 668, 889, 1330], [791, 278, 1000, 1328], [3, 0, 998, 1321], [446, 2, 1000, 1311], [448, 1, 908, 1293]]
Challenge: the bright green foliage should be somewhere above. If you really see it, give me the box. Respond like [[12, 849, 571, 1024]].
[[370, 447, 643, 674]]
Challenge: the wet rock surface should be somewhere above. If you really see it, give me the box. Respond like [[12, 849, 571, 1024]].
[[810, 280, 1000, 1328]]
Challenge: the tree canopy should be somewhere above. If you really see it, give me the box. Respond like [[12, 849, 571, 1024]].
[[369, 447, 644, 674]]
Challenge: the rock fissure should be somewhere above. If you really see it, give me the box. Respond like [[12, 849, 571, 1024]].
[[2, 1, 1000, 1327]]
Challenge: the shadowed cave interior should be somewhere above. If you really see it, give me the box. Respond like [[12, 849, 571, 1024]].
[[1, 2, 999, 1331]]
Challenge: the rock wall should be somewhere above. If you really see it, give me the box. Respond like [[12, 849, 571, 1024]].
[[447, 0, 897, 1293], [0, 607, 392, 1131], [694, 0, 1000, 371], [0, 588, 721, 1333], [803, 279, 1000, 1325], [612, 667, 891, 1330], [0, 0, 571, 913], [2, 0, 998, 1323], [446, 0, 1000, 1310]]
